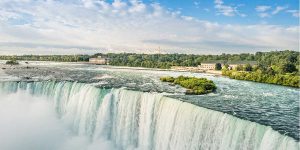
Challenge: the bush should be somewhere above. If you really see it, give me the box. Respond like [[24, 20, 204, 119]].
[[160, 76, 175, 82], [5, 60, 19, 65]]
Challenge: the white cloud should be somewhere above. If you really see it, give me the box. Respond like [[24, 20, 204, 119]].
[[215, 0, 223, 5], [255, 5, 271, 12], [256, 5, 290, 18], [129, 0, 146, 13], [204, 8, 210, 12], [0, 0, 298, 55], [272, 6, 288, 15], [286, 10, 299, 18], [112, 0, 127, 9], [214, 0, 246, 17], [258, 13, 270, 18]]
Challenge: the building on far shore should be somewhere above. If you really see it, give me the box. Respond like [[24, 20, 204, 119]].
[[198, 61, 257, 70], [198, 60, 225, 70], [89, 56, 109, 65], [226, 61, 257, 70], [171, 66, 204, 72], [198, 63, 223, 70]]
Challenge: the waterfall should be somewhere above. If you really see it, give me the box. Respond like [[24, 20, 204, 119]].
[[0, 81, 298, 150]]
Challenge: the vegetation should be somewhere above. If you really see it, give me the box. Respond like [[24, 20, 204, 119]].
[[0, 55, 90, 62], [221, 51, 300, 87], [160, 76, 217, 95], [5, 59, 19, 65], [222, 70, 299, 87], [101, 53, 258, 69], [0, 50, 298, 69], [92, 50, 299, 69], [215, 63, 222, 70]]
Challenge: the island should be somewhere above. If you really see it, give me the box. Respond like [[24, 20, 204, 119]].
[[5, 59, 19, 65], [160, 76, 217, 95]]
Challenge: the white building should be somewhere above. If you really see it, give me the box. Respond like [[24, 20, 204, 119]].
[[198, 63, 223, 70], [89, 56, 109, 65]]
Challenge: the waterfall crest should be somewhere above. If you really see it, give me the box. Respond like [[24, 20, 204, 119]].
[[0, 81, 298, 150]]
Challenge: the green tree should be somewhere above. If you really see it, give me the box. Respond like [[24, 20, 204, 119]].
[[244, 64, 252, 72], [236, 65, 244, 71], [215, 63, 222, 70], [280, 63, 297, 73]]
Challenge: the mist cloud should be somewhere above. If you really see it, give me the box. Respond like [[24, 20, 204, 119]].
[[0, 91, 116, 150]]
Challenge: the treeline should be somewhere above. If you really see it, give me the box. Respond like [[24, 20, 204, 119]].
[[0, 55, 90, 62], [92, 50, 299, 70], [100, 53, 257, 69], [0, 51, 298, 70]]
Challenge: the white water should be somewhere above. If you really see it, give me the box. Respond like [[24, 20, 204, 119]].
[[0, 91, 116, 150], [0, 81, 298, 150]]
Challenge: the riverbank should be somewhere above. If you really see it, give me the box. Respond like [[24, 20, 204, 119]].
[[223, 70, 300, 88]]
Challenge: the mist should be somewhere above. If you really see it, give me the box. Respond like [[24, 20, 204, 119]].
[[0, 91, 115, 150]]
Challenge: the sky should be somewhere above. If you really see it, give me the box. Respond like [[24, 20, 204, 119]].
[[0, 0, 299, 55]]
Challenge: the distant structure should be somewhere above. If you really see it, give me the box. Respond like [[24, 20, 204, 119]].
[[89, 56, 109, 65], [198, 61, 257, 70], [198, 63, 222, 70], [226, 61, 257, 70]]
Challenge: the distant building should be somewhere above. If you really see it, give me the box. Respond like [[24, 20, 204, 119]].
[[198, 63, 215, 70], [226, 61, 257, 70], [89, 56, 109, 65], [198, 63, 223, 70], [171, 66, 204, 72], [227, 64, 238, 70], [198, 61, 257, 70]]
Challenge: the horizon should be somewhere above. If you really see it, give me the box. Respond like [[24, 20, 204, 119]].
[[0, 49, 298, 56], [0, 0, 299, 55]]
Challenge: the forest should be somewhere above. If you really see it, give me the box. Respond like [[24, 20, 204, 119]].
[[0, 55, 90, 62]]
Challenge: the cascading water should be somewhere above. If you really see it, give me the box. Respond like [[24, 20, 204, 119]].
[[0, 81, 298, 150]]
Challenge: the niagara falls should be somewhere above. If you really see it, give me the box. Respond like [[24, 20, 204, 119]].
[[0, 61, 299, 150], [0, 0, 299, 150]]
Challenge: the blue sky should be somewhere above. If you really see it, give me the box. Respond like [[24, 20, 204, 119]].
[[151, 0, 299, 25], [0, 0, 299, 54]]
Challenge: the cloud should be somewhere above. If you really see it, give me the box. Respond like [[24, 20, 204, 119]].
[[214, 0, 246, 17], [0, 0, 298, 55], [204, 8, 210, 12], [272, 6, 288, 15], [194, 1, 200, 9], [255, 5, 271, 12], [256, 5, 290, 18], [286, 10, 299, 18], [258, 13, 270, 18]]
